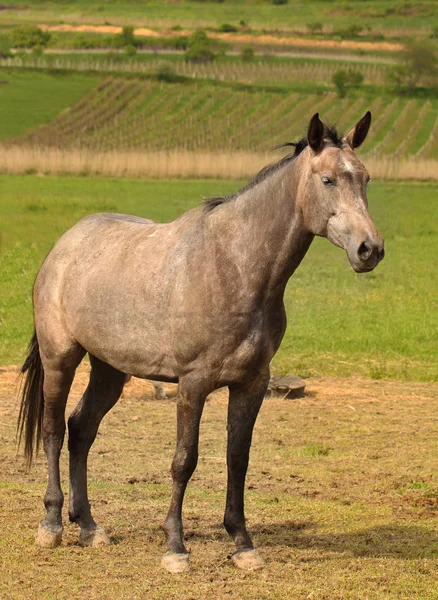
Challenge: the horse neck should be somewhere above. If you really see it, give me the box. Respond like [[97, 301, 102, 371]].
[[209, 158, 314, 299]]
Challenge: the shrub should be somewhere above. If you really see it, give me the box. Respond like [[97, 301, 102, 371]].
[[240, 46, 254, 62], [124, 44, 137, 56], [307, 22, 323, 34], [218, 23, 238, 33], [185, 30, 215, 63], [10, 25, 51, 49], [334, 24, 363, 39], [332, 69, 364, 97], [173, 36, 189, 50], [0, 33, 11, 58], [121, 26, 136, 47], [155, 63, 186, 83], [272, 0, 288, 4]]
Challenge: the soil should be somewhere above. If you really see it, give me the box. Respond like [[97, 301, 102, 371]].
[[1, 365, 438, 599]]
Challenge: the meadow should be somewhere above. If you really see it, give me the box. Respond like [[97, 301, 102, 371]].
[[0, 0, 436, 34], [0, 175, 436, 382]]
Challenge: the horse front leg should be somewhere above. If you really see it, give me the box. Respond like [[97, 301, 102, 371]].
[[224, 369, 270, 571], [161, 376, 209, 573]]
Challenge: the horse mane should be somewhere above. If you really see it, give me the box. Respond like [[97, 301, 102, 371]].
[[204, 122, 343, 212]]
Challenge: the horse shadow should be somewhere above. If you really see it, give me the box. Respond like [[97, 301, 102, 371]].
[[250, 519, 438, 560]]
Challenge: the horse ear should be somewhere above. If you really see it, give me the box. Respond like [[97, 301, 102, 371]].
[[345, 111, 372, 149], [307, 113, 325, 153]]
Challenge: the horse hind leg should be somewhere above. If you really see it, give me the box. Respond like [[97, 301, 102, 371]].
[[67, 355, 125, 547], [36, 347, 85, 548]]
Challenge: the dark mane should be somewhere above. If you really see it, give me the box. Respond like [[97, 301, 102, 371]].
[[204, 122, 343, 212]]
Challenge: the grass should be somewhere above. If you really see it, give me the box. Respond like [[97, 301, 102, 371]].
[[0, 175, 436, 381], [1, 369, 438, 599], [3, 76, 436, 157], [0, 71, 98, 141], [0, 0, 436, 33]]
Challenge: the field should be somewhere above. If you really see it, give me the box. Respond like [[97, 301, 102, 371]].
[[0, 71, 97, 140], [0, 71, 436, 180], [0, 0, 436, 33], [0, 3, 437, 597], [1, 365, 438, 599], [1, 175, 436, 381], [5, 77, 436, 158]]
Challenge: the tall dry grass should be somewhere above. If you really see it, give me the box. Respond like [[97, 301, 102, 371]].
[[0, 145, 436, 181]]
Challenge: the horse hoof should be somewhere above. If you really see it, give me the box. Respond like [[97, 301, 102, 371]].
[[36, 522, 63, 548], [79, 527, 110, 548], [232, 548, 265, 571], [161, 551, 190, 574]]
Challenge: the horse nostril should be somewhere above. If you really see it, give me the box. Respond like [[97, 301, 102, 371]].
[[378, 247, 385, 261], [358, 242, 371, 261]]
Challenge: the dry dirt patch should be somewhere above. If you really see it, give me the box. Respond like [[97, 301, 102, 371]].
[[1, 366, 438, 599]]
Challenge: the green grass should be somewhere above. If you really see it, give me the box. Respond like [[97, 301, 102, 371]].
[[0, 175, 436, 381], [0, 71, 98, 141], [7, 76, 436, 156], [0, 0, 436, 33]]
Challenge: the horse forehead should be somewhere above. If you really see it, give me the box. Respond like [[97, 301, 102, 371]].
[[314, 146, 365, 176]]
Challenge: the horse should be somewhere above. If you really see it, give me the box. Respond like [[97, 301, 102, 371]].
[[18, 112, 384, 573]]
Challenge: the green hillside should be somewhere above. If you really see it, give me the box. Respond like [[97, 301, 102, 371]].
[[8, 78, 437, 159]]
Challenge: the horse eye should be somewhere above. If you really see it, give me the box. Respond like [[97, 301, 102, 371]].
[[321, 176, 333, 186]]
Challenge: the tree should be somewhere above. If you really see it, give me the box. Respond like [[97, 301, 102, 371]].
[[332, 69, 364, 98], [185, 30, 215, 64], [10, 25, 51, 50], [390, 40, 437, 95]]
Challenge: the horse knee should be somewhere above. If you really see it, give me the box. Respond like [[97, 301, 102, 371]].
[[171, 446, 198, 483]]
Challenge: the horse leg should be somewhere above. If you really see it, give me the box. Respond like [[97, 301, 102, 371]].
[[224, 369, 270, 571], [161, 377, 208, 573], [153, 381, 166, 399], [67, 356, 125, 547], [37, 354, 84, 548]]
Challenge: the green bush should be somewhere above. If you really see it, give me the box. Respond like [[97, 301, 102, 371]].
[[307, 22, 323, 34], [334, 24, 363, 39], [218, 23, 238, 33], [0, 33, 11, 58], [272, 0, 288, 4], [185, 30, 215, 63], [332, 69, 364, 97], [124, 44, 137, 56], [155, 63, 186, 83], [240, 46, 254, 62], [10, 25, 51, 49]]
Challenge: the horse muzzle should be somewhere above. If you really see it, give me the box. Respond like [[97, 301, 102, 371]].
[[349, 236, 385, 273]]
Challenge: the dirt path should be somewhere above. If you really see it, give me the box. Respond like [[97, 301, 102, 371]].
[[39, 23, 404, 53]]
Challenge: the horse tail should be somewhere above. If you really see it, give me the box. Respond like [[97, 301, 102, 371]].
[[17, 331, 45, 467]]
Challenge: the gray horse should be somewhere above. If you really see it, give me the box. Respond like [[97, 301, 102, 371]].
[[18, 112, 384, 573]]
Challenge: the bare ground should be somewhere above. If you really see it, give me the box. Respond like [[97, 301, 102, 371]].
[[1, 365, 438, 599]]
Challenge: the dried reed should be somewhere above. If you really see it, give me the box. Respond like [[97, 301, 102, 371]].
[[0, 145, 436, 181]]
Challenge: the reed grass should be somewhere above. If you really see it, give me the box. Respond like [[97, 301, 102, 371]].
[[0, 145, 436, 181]]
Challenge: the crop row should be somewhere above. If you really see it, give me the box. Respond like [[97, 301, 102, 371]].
[[0, 54, 390, 86], [9, 79, 437, 158]]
